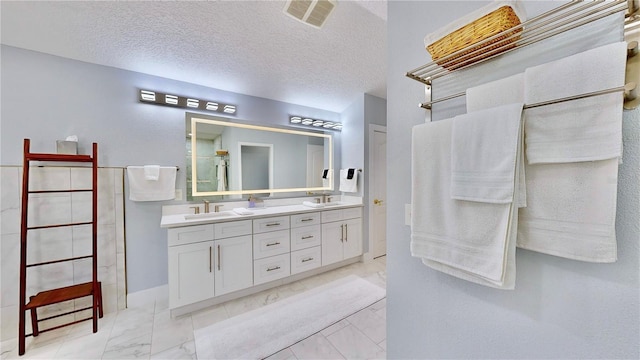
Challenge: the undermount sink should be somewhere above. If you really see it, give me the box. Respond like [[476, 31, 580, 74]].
[[184, 211, 234, 220], [302, 201, 344, 208]]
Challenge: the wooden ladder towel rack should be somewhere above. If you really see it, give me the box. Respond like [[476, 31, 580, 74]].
[[18, 138, 103, 356]]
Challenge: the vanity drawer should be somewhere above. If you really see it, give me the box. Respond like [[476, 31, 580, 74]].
[[168, 224, 214, 247], [321, 209, 343, 223], [253, 230, 290, 260], [253, 253, 290, 285], [290, 212, 321, 228], [214, 220, 252, 239], [342, 207, 363, 220], [321, 207, 362, 223], [253, 216, 290, 234], [291, 246, 321, 275], [290, 225, 321, 251]]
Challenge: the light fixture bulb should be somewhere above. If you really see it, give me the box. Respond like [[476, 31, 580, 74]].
[[224, 105, 236, 113], [206, 102, 219, 111], [301, 118, 314, 125], [165, 95, 178, 105], [312, 120, 324, 127], [140, 90, 156, 101], [187, 99, 199, 108], [290, 116, 302, 123]]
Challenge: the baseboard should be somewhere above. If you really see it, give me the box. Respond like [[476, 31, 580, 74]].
[[126, 284, 168, 308]]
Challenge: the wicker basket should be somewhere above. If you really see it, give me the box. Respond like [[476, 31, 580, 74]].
[[426, 5, 523, 70]]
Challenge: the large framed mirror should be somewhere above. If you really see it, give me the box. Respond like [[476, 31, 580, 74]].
[[186, 113, 334, 200]]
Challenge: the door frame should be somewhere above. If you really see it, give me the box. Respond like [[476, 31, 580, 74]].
[[366, 124, 387, 261]]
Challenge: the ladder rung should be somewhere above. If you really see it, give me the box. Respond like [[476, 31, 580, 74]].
[[25, 282, 97, 309], [27, 255, 93, 268], [36, 306, 94, 323], [27, 221, 93, 230], [28, 189, 93, 194], [26, 317, 93, 337], [26, 153, 93, 162]]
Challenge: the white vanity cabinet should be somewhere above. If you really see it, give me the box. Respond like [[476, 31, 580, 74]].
[[321, 208, 363, 266], [164, 203, 364, 313], [168, 220, 253, 308]]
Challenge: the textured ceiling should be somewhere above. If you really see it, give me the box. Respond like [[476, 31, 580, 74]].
[[0, 1, 387, 113]]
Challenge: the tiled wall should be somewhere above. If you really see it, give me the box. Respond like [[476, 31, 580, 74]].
[[0, 166, 126, 341]]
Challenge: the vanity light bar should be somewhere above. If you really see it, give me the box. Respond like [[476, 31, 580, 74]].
[[289, 116, 342, 131], [138, 89, 237, 115]]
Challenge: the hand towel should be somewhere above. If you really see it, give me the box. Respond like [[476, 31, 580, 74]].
[[144, 165, 160, 181], [217, 159, 228, 191], [411, 118, 521, 289], [322, 169, 333, 188], [524, 42, 626, 164], [451, 103, 523, 204], [233, 208, 254, 215], [339, 169, 358, 193], [466, 73, 526, 208], [127, 166, 176, 201]]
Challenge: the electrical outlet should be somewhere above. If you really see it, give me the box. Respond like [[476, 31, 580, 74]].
[[174, 189, 182, 201], [405, 204, 411, 226]]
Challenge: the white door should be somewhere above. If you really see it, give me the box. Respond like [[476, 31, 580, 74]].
[[372, 129, 387, 258], [306, 144, 324, 187], [214, 235, 253, 296]]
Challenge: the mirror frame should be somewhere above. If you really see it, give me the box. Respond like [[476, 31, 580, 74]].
[[190, 116, 334, 197]]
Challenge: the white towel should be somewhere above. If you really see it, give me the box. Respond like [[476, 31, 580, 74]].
[[517, 159, 618, 262], [233, 208, 254, 216], [322, 169, 333, 188], [516, 42, 624, 262], [467, 73, 524, 113], [524, 42, 626, 164], [144, 165, 160, 181], [127, 166, 176, 201], [339, 169, 358, 193], [451, 103, 523, 204], [217, 159, 228, 191], [466, 74, 527, 208], [411, 118, 521, 289]]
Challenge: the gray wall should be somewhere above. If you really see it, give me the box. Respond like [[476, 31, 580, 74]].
[[387, 1, 639, 358], [1, 45, 342, 293]]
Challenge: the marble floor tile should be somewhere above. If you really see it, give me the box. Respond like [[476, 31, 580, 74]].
[[150, 310, 194, 356], [319, 319, 350, 337], [346, 307, 387, 344], [149, 340, 195, 360], [326, 324, 386, 360], [289, 333, 345, 360], [53, 326, 111, 359], [102, 332, 152, 359], [190, 304, 229, 331]]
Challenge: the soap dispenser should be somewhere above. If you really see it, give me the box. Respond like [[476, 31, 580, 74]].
[[248, 195, 256, 208]]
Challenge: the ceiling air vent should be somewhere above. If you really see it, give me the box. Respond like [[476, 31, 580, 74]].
[[283, 0, 337, 28]]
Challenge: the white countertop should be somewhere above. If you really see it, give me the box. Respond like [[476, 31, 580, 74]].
[[160, 202, 363, 228]]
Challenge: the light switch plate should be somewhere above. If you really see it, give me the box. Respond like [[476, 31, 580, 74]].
[[174, 189, 182, 201], [405, 204, 411, 226]]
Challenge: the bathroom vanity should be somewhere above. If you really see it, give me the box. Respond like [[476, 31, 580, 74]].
[[161, 202, 363, 316]]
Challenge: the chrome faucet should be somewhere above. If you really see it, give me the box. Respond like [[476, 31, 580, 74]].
[[203, 200, 210, 213]]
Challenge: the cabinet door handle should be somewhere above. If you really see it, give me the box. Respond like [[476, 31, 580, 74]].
[[301, 235, 314, 240], [217, 244, 221, 271], [266, 222, 281, 227], [302, 257, 314, 263], [345, 224, 348, 242], [209, 246, 212, 273], [340, 224, 344, 242], [301, 218, 313, 222], [267, 266, 281, 272], [266, 242, 280, 247]]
